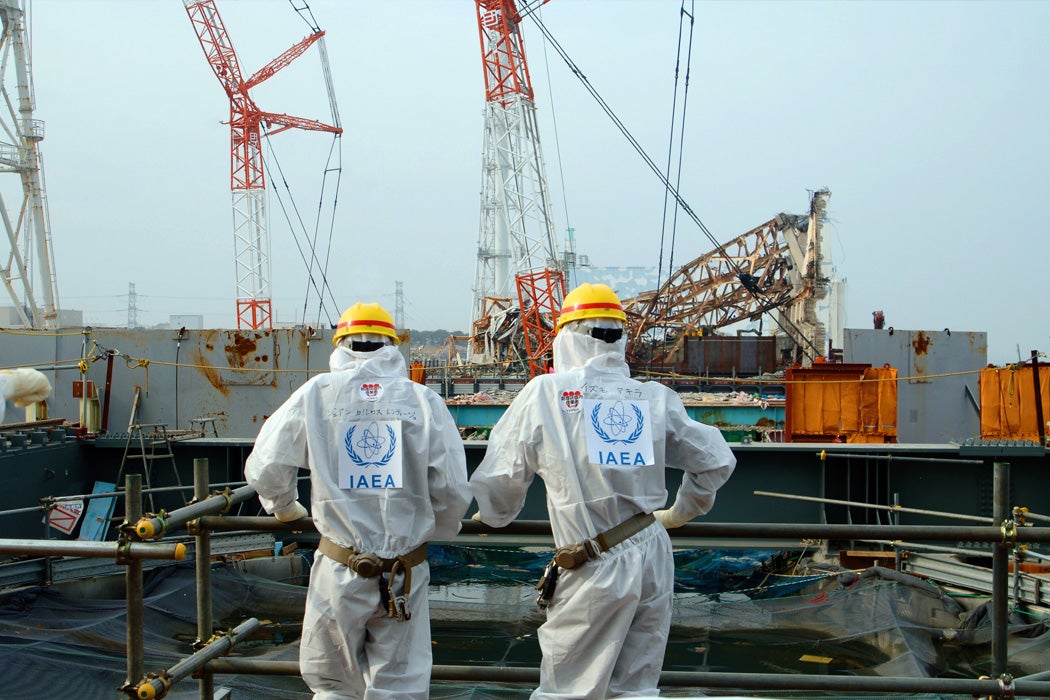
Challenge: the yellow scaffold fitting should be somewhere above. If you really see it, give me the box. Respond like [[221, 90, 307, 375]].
[[137, 511, 168, 540], [136, 519, 156, 539], [819, 450, 827, 462], [173, 543, 187, 561], [215, 487, 234, 513], [1000, 520, 1018, 547], [136, 674, 170, 699]]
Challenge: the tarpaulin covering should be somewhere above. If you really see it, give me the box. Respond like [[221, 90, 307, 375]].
[[785, 363, 898, 442], [1, 550, 1047, 699], [980, 363, 1050, 441]]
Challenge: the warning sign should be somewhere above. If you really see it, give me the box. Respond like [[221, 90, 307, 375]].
[[49, 500, 84, 535]]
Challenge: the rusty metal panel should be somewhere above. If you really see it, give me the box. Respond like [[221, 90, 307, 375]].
[[684, 335, 777, 376], [0, 327, 339, 438]]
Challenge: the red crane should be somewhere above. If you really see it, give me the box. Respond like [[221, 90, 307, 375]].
[[185, 1, 342, 329], [472, 0, 563, 377]]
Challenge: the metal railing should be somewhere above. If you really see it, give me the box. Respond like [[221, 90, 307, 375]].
[[2, 460, 1050, 698]]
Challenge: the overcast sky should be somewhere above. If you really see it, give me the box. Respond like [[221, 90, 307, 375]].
[[16, 0, 1048, 365]]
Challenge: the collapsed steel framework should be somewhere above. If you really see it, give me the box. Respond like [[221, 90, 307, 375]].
[[467, 188, 834, 374], [624, 188, 831, 368]]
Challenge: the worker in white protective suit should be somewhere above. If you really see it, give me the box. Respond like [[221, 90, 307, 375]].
[[0, 367, 52, 425], [244, 302, 470, 700], [470, 283, 736, 699]]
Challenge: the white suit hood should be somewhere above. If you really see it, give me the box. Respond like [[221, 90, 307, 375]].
[[329, 342, 404, 374]]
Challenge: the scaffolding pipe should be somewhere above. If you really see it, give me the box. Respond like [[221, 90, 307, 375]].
[[124, 475, 145, 695], [133, 484, 257, 540], [1033, 350, 1046, 446], [653, 521, 1050, 543], [195, 660, 1050, 696], [1018, 507, 1050, 524], [192, 516, 1050, 545], [992, 461, 1009, 675], [199, 515, 316, 532], [134, 618, 261, 700], [192, 459, 214, 700], [1022, 548, 1050, 562], [0, 482, 270, 521], [754, 489, 995, 523], [0, 539, 187, 560], [859, 539, 993, 557], [455, 519, 1050, 544], [816, 450, 984, 465]]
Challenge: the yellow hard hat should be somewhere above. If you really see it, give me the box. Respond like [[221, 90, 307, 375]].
[[333, 302, 399, 347], [557, 283, 626, 331]]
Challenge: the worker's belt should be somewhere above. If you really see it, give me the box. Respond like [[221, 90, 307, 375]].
[[317, 536, 428, 622], [318, 536, 428, 577], [553, 512, 656, 570]]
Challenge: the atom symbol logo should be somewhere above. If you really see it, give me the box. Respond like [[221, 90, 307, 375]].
[[344, 423, 397, 467], [357, 421, 385, 458], [590, 402, 645, 444], [603, 401, 633, 437]]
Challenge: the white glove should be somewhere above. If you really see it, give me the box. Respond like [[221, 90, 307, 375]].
[[273, 501, 308, 523], [471, 512, 483, 522], [0, 368, 52, 407], [654, 503, 692, 529]]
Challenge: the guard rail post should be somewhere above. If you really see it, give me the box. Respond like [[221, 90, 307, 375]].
[[193, 459, 214, 700]]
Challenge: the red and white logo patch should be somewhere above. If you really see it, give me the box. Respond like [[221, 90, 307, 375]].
[[359, 382, 383, 402], [560, 389, 582, 413]]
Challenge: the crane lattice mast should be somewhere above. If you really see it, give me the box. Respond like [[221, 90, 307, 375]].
[[472, 0, 563, 375], [184, 0, 341, 330], [0, 0, 59, 329]]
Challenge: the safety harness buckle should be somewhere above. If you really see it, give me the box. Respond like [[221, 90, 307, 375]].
[[350, 552, 384, 578]]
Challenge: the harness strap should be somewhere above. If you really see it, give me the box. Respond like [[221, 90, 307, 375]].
[[595, 512, 656, 553], [317, 536, 428, 575], [555, 512, 656, 570]]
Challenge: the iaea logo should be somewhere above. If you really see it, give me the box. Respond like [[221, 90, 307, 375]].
[[590, 401, 644, 445], [344, 422, 397, 467]]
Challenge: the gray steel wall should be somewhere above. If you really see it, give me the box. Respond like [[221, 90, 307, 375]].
[[843, 328, 986, 443], [1, 327, 363, 438]]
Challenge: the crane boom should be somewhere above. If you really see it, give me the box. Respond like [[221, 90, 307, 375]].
[[184, 0, 341, 329]]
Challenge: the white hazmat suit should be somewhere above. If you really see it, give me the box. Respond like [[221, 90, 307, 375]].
[[245, 342, 470, 699], [470, 321, 736, 699]]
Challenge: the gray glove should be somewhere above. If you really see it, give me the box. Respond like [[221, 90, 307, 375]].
[[273, 501, 308, 523]]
